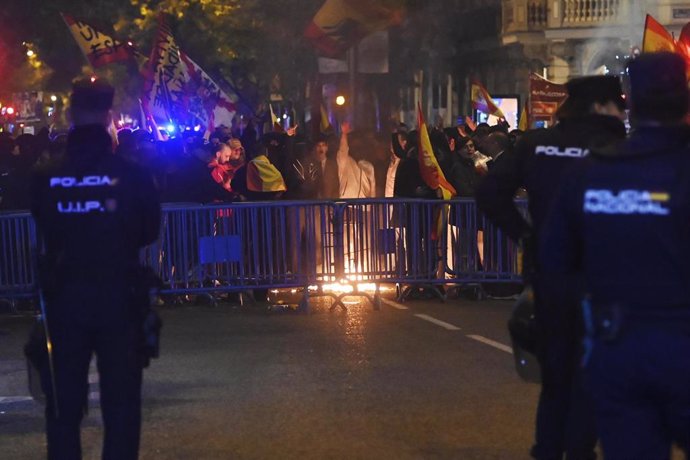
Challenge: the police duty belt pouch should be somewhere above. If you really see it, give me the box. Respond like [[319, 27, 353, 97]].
[[24, 317, 47, 404], [508, 286, 541, 384]]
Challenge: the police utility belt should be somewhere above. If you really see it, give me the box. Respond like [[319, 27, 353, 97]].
[[582, 298, 690, 342]]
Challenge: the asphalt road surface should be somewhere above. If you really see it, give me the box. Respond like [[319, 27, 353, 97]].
[[0, 290, 541, 459]]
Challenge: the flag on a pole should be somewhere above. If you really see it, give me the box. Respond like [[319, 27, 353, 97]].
[[142, 15, 237, 130], [417, 103, 455, 199], [518, 106, 529, 131], [61, 13, 135, 68], [471, 81, 506, 120], [642, 14, 678, 53], [320, 104, 333, 134], [304, 0, 402, 58], [269, 104, 284, 132], [418, 103, 456, 240]]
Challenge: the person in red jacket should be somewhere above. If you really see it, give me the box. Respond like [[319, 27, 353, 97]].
[[208, 138, 244, 195]]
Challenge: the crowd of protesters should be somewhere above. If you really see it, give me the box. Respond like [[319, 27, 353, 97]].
[[0, 115, 525, 211]]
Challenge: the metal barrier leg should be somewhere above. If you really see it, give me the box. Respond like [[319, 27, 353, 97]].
[[298, 285, 310, 313], [373, 284, 381, 311]]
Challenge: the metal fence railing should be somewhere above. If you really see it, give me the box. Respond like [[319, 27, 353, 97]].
[[1, 199, 527, 309]]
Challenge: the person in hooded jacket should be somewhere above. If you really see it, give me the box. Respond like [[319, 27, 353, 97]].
[[476, 75, 627, 460]]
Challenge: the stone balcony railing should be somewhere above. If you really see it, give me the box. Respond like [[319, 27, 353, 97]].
[[562, 0, 620, 25], [503, 0, 624, 33]]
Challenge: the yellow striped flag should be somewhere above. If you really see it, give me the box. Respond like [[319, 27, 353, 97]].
[[642, 14, 678, 53]]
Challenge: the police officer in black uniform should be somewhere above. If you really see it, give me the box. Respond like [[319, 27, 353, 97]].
[[30, 78, 161, 460], [540, 52, 690, 459], [476, 76, 627, 459]]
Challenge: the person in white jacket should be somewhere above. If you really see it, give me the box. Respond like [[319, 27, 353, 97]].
[[336, 122, 376, 199]]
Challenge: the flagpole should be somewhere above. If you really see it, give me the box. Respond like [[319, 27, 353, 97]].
[[348, 45, 357, 128]]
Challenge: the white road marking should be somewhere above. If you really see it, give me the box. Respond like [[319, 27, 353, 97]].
[[0, 396, 33, 404], [466, 335, 513, 354], [414, 314, 461, 331], [381, 298, 409, 310]]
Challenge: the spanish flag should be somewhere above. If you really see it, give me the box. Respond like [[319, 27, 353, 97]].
[[418, 103, 456, 239], [61, 13, 135, 68], [304, 0, 402, 58], [642, 14, 677, 53], [471, 81, 506, 120], [320, 104, 333, 134], [247, 155, 287, 193], [518, 106, 529, 131]]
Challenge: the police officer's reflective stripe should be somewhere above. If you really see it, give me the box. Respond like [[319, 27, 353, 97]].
[[583, 189, 671, 216], [57, 201, 104, 213], [535, 145, 589, 157], [49, 175, 118, 188]]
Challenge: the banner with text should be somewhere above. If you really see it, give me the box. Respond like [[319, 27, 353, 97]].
[[529, 73, 567, 128], [142, 16, 237, 130]]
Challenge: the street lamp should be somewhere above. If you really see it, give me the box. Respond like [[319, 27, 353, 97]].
[[335, 95, 346, 106]]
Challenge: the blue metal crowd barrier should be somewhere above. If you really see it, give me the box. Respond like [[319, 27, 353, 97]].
[[0, 211, 38, 300], [0, 199, 527, 306]]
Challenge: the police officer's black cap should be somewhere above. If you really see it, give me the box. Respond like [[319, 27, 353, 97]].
[[567, 75, 625, 110], [70, 77, 114, 111], [627, 52, 689, 122]]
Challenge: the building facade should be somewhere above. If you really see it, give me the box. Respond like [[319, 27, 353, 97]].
[[395, 0, 687, 128]]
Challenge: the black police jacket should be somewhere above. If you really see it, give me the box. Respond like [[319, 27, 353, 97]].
[[475, 115, 627, 243], [540, 125, 690, 310], [30, 125, 161, 285]]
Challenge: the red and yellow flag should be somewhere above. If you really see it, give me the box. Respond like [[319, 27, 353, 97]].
[[417, 103, 455, 199], [418, 103, 456, 240], [518, 106, 529, 131], [320, 104, 333, 134], [304, 0, 402, 58], [471, 81, 506, 120], [642, 14, 678, 53], [61, 13, 134, 68], [247, 155, 287, 193]]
